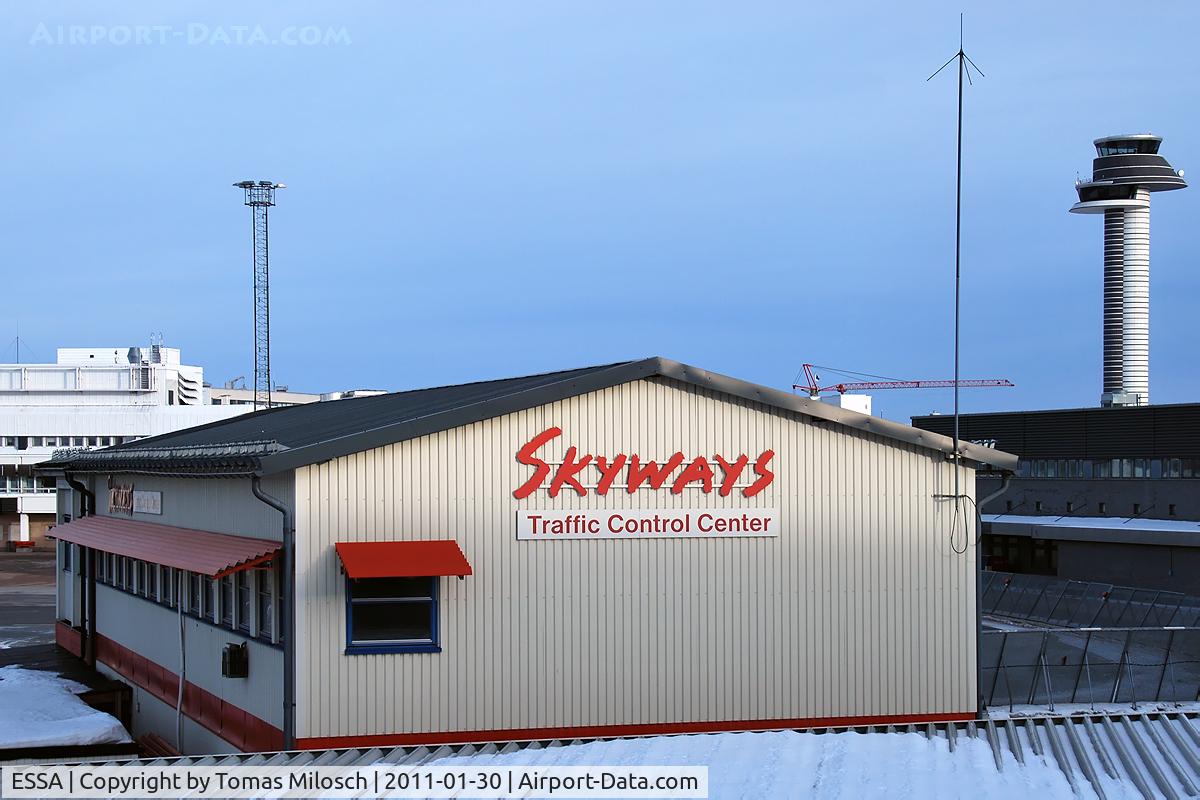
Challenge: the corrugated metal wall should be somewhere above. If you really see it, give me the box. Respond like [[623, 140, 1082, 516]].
[[293, 376, 977, 740], [93, 473, 292, 541]]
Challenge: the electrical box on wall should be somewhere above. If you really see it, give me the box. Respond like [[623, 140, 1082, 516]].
[[221, 643, 248, 678]]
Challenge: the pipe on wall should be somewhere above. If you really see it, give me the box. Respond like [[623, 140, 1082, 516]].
[[251, 476, 295, 751]]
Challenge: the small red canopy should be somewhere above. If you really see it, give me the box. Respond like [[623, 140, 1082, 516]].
[[49, 516, 281, 578], [335, 540, 473, 579]]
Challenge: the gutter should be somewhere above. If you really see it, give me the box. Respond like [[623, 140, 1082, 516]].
[[251, 476, 296, 751], [64, 473, 97, 667], [975, 471, 1013, 716]]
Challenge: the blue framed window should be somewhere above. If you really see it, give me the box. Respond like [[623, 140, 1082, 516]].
[[345, 576, 440, 654]]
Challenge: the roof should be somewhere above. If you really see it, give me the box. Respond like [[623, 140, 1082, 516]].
[[335, 540, 473, 579], [983, 513, 1200, 548], [911, 403, 1200, 459], [20, 710, 1200, 798], [47, 516, 281, 578], [40, 357, 1016, 476]]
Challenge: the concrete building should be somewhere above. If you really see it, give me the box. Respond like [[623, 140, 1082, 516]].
[[906, 131, 1197, 593], [913, 404, 1200, 593], [0, 346, 249, 549], [42, 357, 1013, 754], [207, 385, 322, 407], [1070, 134, 1187, 407]]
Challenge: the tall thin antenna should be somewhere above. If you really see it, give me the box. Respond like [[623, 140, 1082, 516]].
[[927, 13, 984, 552], [233, 180, 286, 411]]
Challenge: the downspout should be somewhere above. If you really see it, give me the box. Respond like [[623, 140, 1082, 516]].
[[64, 473, 97, 667], [975, 471, 1013, 717], [251, 476, 296, 751]]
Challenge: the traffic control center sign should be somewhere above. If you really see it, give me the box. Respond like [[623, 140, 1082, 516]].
[[513, 427, 778, 540]]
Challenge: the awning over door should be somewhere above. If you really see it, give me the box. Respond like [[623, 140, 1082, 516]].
[[49, 516, 281, 578], [335, 540, 473, 579]]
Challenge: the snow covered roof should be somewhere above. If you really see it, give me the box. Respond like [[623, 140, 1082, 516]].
[[21, 710, 1200, 798], [983, 513, 1200, 547], [0, 667, 131, 752]]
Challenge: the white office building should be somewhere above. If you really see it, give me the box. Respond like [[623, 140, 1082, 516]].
[[0, 346, 249, 548]]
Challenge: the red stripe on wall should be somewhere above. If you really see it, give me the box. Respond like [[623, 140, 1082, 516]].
[[55, 620, 83, 658], [94, 634, 283, 753], [297, 711, 978, 750]]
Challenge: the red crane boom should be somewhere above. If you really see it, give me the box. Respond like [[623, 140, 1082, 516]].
[[794, 364, 1014, 397]]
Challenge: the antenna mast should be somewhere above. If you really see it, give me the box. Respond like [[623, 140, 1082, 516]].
[[927, 16, 985, 561], [233, 180, 286, 411], [927, 15, 984, 500]]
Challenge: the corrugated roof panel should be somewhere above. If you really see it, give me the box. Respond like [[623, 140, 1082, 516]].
[[17, 711, 1200, 797], [47, 516, 280, 578]]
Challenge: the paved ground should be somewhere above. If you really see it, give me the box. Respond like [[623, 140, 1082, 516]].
[[0, 552, 56, 650]]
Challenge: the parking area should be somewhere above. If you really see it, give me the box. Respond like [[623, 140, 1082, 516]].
[[0, 552, 56, 651]]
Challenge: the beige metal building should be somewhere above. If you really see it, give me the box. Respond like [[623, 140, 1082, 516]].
[[42, 357, 1015, 753]]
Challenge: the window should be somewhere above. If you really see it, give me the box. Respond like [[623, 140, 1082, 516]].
[[1035, 501, 1043, 512], [1169, 504, 1177, 516], [221, 577, 234, 627], [97, 552, 107, 582], [161, 567, 174, 607], [145, 564, 157, 600], [60, 542, 72, 572], [1133, 503, 1141, 516], [257, 569, 275, 640], [189, 573, 203, 616], [1066, 501, 1074, 513], [1098, 502, 1107, 514], [345, 576, 439, 654], [205, 578, 216, 620], [1005, 500, 1013, 512], [237, 572, 252, 633]]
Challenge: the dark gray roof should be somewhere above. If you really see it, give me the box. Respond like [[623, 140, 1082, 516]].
[[41, 357, 1016, 476]]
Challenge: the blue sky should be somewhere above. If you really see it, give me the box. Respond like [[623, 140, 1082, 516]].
[[4, 1, 1198, 423]]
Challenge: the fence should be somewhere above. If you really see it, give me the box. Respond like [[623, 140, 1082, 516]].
[[981, 627, 1200, 710], [980, 571, 1200, 628]]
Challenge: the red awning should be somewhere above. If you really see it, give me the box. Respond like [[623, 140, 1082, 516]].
[[335, 540, 473, 579], [49, 516, 281, 579]]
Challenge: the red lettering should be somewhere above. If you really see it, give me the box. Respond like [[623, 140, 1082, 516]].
[[549, 446, 593, 497], [515, 429, 776, 499], [626, 453, 685, 493], [512, 427, 562, 499], [743, 449, 776, 497], [712, 454, 749, 497], [671, 456, 715, 494], [594, 454, 628, 495]]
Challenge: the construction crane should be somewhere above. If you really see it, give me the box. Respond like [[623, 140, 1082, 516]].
[[794, 363, 1013, 399], [233, 180, 286, 410]]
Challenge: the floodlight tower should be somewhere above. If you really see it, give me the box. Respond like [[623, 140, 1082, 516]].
[[233, 180, 286, 410], [1071, 135, 1186, 407]]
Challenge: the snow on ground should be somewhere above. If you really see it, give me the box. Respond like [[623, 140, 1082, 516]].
[[433, 728, 1117, 799], [987, 700, 1200, 719], [0, 666, 131, 750]]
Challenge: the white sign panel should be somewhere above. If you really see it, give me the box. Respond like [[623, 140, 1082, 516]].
[[516, 508, 778, 540], [132, 490, 162, 515]]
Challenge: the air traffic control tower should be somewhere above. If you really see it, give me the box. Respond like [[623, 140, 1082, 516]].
[[1071, 134, 1187, 407]]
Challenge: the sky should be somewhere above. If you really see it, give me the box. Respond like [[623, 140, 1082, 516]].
[[3, 1, 1198, 423]]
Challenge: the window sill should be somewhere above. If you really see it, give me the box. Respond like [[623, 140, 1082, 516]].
[[344, 643, 441, 655]]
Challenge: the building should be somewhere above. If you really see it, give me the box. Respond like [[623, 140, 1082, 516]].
[[0, 346, 249, 549], [906, 132, 1197, 593], [207, 384, 322, 407], [912, 404, 1200, 592], [41, 357, 1012, 754], [1070, 134, 1187, 407]]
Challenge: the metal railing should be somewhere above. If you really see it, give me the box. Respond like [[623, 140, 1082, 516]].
[[981, 627, 1200, 710], [981, 570, 1200, 628]]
